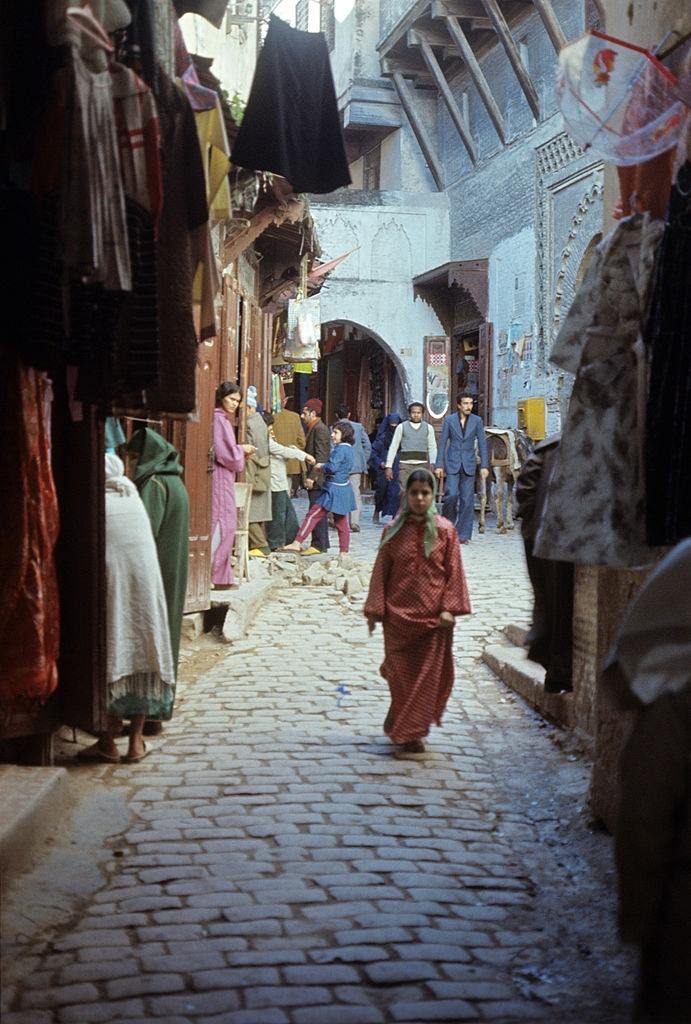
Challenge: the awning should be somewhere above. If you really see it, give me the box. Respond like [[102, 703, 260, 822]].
[[308, 248, 359, 280], [413, 258, 488, 319]]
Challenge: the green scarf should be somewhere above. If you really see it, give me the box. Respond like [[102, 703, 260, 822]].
[[380, 472, 439, 558], [126, 427, 183, 488]]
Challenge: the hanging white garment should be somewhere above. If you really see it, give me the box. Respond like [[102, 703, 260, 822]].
[[533, 214, 664, 569], [105, 456, 174, 694]]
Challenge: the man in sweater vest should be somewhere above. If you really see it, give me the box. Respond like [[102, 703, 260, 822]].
[[385, 401, 437, 503]]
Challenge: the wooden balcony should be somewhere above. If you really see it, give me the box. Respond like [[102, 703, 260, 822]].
[[377, 0, 567, 188]]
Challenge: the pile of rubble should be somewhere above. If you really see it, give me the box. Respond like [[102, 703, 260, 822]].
[[259, 551, 372, 601]]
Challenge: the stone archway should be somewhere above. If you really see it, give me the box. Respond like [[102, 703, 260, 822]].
[[326, 319, 409, 395], [320, 319, 408, 434]]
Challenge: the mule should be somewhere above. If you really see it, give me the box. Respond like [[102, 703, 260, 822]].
[[478, 427, 532, 534]]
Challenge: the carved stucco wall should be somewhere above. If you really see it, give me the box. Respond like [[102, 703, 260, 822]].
[[371, 220, 413, 281], [535, 132, 604, 431], [310, 197, 451, 401], [489, 133, 603, 429]]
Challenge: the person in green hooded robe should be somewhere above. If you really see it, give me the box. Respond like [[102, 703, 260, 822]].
[[126, 428, 190, 682]]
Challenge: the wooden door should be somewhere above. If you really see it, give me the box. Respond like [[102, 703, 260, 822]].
[[250, 301, 263, 406], [263, 312, 273, 410], [478, 321, 493, 425], [220, 277, 240, 385], [183, 335, 219, 612], [238, 295, 251, 445]]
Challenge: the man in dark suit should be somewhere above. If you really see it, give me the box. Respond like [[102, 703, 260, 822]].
[[435, 392, 489, 543], [302, 398, 331, 554]]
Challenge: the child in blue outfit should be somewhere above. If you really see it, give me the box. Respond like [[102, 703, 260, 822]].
[[283, 420, 356, 554]]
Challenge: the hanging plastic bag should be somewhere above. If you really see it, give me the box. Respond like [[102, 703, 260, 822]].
[[284, 294, 321, 361], [558, 30, 687, 165]]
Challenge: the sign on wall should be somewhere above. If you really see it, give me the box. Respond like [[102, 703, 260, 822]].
[[424, 335, 451, 420]]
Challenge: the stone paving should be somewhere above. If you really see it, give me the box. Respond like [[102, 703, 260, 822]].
[[2, 508, 635, 1024]]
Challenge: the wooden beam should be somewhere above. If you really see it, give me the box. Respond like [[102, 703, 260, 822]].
[[443, 14, 507, 143], [381, 57, 433, 84], [407, 24, 454, 48], [391, 72, 444, 190], [431, 0, 487, 19], [413, 34, 477, 164], [480, 0, 540, 118], [531, 0, 566, 52], [377, 0, 432, 56], [469, 17, 493, 30]]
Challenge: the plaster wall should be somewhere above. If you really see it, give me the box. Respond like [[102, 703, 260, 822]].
[[488, 227, 537, 427], [399, 89, 440, 193], [380, 132, 401, 190], [310, 192, 451, 401], [179, 13, 258, 102], [333, 0, 381, 100], [332, 2, 357, 104]]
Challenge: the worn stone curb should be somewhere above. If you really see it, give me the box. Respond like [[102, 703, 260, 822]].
[[482, 642, 574, 730], [0, 766, 71, 890], [217, 579, 277, 642]]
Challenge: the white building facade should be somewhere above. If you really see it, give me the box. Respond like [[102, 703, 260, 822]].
[[311, 0, 604, 432]]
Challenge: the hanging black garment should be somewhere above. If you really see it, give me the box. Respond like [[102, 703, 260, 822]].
[[645, 162, 691, 545], [515, 435, 574, 694], [231, 16, 351, 195], [123, 0, 158, 94], [172, 0, 227, 27], [120, 72, 208, 415]]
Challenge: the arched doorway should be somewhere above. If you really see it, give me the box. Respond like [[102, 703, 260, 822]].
[[290, 320, 407, 434]]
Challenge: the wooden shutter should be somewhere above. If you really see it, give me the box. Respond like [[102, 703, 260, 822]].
[[181, 332, 218, 613]]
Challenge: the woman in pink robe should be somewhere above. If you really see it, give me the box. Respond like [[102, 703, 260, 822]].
[[211, 383, 254, 586]]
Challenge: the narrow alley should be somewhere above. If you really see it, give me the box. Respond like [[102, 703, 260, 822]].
[[3, 520, 634, 1024]]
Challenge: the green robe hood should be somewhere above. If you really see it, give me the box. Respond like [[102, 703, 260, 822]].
[[127, 427, 183, 488]]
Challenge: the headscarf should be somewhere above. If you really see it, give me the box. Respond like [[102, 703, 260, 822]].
[[380, 468, 439, 558], [125, 427, 183, 489], [370, 412, 403, 467], [605, 538, 691, 704], [105, 453, 137, 497]]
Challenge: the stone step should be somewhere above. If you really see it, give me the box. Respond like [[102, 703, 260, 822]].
[[482, 643, 573, 730], [210, 579, 277, 642], [0, 765, 71, 889], [504, 622, 528, 648]]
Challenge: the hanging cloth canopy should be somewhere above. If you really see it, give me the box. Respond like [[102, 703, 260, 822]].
[[308, 248, 359, 281], [557, 29, 688, 165]]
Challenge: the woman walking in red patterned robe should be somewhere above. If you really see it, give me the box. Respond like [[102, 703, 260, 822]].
[[364, 468, 471, 755]]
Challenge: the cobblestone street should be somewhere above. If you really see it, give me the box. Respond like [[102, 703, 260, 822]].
[[3, 513, 635, 1024]]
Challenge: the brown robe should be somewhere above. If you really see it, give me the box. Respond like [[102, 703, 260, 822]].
[[616, 685, 691, 1022]]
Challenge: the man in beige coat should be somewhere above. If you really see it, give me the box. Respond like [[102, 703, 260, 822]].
[[272, 396, 305, 497]]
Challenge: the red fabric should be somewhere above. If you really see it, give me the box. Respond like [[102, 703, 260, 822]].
[[614, 150, 675, 219], [296, 505, 349, 552], [364, 516, 471, 743], [0, 355, 60, 710]]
